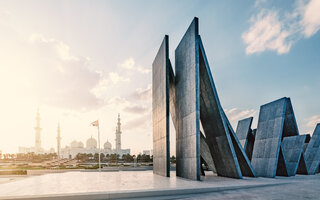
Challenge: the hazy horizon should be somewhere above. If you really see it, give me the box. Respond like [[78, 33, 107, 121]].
[[0, 0, 320, 155]]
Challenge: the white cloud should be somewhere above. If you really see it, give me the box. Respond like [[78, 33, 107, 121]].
[[130, 84, 152, 101], [300, 0, 320, 37], [91, 72, 130, 99], [243, 0, 320, 55], [304, 115, 320, 135], [123, 105, 149, 114], [122, 113, 151, 131], [120, 57, 151, 74], [225, 108, 258, 129], [242, 10, 292, 54], [108, 72, 130, 84], [24, 34, 104, 110], [30, 34, 79, 61]]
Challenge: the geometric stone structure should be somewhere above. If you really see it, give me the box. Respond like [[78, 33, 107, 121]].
[[174, 18, 201, 180], [198, 35, 255, 178], [304, 123, 320, 175], [251, 97, 299, 177], [169, 60, 216, 176], [281, 135, 308, 176], [153, 18, 255, 180], [153, 18, 319, 181], [152, 35, 170, 177], [236, 117, 255, 161]]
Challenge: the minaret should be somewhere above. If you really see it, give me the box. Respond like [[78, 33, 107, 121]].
[[56, 123, 61, 159], [34, 108, 42, 152], [115, 113, 122, 154]]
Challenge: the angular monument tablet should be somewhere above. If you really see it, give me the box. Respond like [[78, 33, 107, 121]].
[[251, 97, 299, 177], [236, 117, 255, 160], [281, 135, 308, 176], [198, 35, 255, 178], [304, 123, 320, 175], [152, 35, 170, 177], [175, 17, 201, 180], [169, 54, 215, 176]]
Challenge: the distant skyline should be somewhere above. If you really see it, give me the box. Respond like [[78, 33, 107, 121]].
[[0, 0, 319, 155]]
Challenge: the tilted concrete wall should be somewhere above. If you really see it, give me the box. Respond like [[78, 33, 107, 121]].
[[304, 123, 320, 174], [152, 36, 170, 177], [252, 97, 299, 177], [251, 98, 287, 177], [175, 17, 200, 180], [198, 35, 255, 178], [281, 135, 307, 176]]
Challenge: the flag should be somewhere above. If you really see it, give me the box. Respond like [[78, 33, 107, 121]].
[[91, 120, 99, 127]]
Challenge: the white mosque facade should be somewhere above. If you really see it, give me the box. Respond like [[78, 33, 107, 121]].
[[60, 114, 130, 159]]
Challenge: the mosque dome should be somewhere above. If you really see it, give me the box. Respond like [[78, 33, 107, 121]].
[[104, 140, 112, 149], [71, 140, 84, 148], [78, 141, 84, 148], [86, 136, 97, 149]]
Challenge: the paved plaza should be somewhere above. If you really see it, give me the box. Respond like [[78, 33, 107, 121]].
[[0, 171, 319, 199]]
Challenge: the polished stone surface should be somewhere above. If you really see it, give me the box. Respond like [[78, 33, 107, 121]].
[[304, 123, 320, 174], [281, 135, 308, 176], [152, 36, 170, 177], [175, 17, 200, 180], [151, 174, 320, 200], [252, 97, 298, 177], [0, 171, 297, 199]]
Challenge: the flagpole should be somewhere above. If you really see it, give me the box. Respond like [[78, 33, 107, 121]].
[[98, 122, 101, 172]]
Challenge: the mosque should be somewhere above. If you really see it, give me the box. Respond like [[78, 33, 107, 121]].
[[18, 109, 55, 154], [60, 114, 130, 159], [19, 110, 130, 158]]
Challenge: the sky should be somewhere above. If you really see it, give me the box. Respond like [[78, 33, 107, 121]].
[[0, 0, 319, 155]]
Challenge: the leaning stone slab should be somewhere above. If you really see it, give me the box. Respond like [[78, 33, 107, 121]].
[[281, 135, 308, 176], [304, 123, 320, 175], [152, 35, 170, 177], [236, 117, 255, 160], [198, 34, 255, 178], [175, 17, 201, 180], [251, 97, 298, 177]]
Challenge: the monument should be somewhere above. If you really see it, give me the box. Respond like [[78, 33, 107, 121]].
[[153, 17, 319, 181], [236, 117, 255, 161], [153, 18, 255, 180], [304, 123, 320, 175]]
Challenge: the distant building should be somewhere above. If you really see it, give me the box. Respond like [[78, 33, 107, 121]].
[[56, 123, 61, 158], [60, 114, 131, 159], [114, 114, 130, 156], [18, 109, 53, 154], [143, 150, 151, 155]]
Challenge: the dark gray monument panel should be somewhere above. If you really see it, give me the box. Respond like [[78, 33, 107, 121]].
[[198, 38, 240, 178], [198, 36, 255, 178], [200, 132, 216, 173], [304, 123, 320, 174], [236, 117, 253, 148], [152, 36, 170, 177], [252, 98, 287, 177], [175, 17, 200, 180], [224, 113, 256, 177], [169, 60, 214, 175], [281, 135, 306, 176], [282, 99, 299, 138], [296, 153, 308, 175], [236, 117, 256, 161], [276, 147, 288, 176]]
